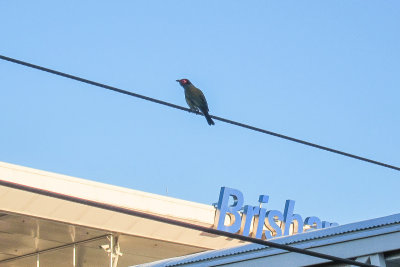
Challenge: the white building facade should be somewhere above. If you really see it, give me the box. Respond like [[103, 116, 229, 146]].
[[1, 161, 399, 267]]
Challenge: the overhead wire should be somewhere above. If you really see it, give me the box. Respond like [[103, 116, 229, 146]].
[[1, 54, 399, 172], [0, 55, 386, 266]]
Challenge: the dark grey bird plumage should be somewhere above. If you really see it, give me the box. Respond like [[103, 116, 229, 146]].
[[176, 79, 215, 125]]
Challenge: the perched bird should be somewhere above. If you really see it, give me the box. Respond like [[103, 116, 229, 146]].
[[176, 79, 215, 125]]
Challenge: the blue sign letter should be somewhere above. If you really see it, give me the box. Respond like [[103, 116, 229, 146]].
[[283, 200, 303, 235], [240, 205, 260, 236], [214, 187, 244, 233], [265, 210, 284, 238], [304, 216, 322, 232]]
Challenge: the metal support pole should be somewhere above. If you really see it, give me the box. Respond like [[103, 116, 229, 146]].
[[112, 235, 122, 267], [109, 235, 114, 267], [73, 244, 76, 267], [36, 253, 39, 267]]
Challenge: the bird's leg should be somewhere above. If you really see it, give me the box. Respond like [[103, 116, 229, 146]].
[[189, 107, 200, 114]]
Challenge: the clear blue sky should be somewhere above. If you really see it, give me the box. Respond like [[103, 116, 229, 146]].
[[1, 1, 399, 225]]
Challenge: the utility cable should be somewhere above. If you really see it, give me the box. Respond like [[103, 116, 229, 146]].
[[1, 54, 399, 172], [0, 179, 377, 267]]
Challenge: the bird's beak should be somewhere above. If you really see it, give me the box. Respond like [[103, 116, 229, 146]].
[[176, 80, 180, 82]]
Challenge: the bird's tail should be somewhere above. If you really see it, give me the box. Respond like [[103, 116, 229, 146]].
[[202, 110, 215, 126]]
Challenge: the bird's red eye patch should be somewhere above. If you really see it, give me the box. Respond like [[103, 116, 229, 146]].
[[181, 79, 188, 84]]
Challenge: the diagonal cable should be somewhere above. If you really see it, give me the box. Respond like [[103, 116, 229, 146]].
[[1, 54, 399, 172]]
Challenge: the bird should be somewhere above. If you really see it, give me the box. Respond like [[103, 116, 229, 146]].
[[176, 79, 215, 125]]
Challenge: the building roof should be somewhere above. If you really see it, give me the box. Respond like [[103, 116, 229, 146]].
[[0, 161, 243, 266], [137, 213, 400, 267]]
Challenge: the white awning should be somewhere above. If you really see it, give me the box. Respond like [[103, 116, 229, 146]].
[[0, 162, 244, 266]]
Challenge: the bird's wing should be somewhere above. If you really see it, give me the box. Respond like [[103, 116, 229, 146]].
[[196, 89, 209, 112], [185, 95, 198, 110]]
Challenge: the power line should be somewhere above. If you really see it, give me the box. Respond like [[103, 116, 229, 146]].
[[1, 54, 399, 172], [0, 179, 377, 267]]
